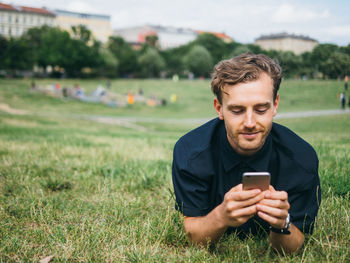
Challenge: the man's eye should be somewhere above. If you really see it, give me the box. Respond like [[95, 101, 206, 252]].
[[255, 109, 267, 114], [230, 108, 243, 114]]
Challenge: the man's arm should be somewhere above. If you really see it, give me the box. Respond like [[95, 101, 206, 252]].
[[184, 184, 265, 245], [269, 224, 304, 254], [257, 186, 305, 254]]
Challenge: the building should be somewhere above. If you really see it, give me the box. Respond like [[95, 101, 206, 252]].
[[114, 25, 233, 49], [0, 2, 55, 38], [54, 9, 112, 43], [254, 32, 318, 55], [114, 25, 197, 49]]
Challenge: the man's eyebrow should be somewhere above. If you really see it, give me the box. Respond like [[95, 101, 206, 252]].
[[227, 104, 244, 110], [254, 102, 271, 108]]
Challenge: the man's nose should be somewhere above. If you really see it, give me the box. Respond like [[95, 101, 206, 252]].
[[244, 110, 256, 128]]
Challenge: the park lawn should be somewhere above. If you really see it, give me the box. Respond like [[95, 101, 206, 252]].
[[0, 78, 347, 119], [0, 79, 349, 262]]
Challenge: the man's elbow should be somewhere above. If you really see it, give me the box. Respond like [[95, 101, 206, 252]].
[[184, 217, 214, 246]]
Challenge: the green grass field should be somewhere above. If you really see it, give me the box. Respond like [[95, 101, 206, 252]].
[[0, 79, 349, 262]]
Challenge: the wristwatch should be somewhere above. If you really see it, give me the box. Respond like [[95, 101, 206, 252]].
[[270, 213, 291, 235]]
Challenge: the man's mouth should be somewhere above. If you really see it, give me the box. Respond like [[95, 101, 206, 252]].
[[240, 131, 260, 140]]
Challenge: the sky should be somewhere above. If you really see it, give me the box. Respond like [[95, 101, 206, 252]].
[[5, 0, 350, 46]]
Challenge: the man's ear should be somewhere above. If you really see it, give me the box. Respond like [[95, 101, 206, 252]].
[[214, 98, 224, 120], [272, 94, 280, 117]]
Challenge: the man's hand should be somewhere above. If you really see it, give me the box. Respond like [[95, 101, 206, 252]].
[[256, 185, 305, 254], [184, 183, 265, 245], [256, 185, 290, 228], [217, 183, 266, 228]]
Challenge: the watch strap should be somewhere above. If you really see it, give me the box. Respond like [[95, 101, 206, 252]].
[[269, 213, 291, 235]]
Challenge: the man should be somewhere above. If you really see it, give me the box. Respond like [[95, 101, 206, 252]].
[[172, 53, 321, 254]]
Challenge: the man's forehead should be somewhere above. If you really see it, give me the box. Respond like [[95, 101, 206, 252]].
[[222, 74, 274, 95]]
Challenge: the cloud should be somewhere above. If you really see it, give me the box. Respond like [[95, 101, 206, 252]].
[[324, 24, 350, 37], [66, 1, 99, 14], [271, 3, 330, 23]]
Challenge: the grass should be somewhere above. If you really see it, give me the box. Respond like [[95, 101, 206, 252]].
[[0, 78, 347, 118], [0, 79, 349, 262]]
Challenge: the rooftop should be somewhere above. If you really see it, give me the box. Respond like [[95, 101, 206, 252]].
[[55, 9, 110, 20], [0, 2, 55, 16], [256, 32, 317, 42]]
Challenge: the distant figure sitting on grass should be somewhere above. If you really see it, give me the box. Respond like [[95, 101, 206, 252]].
[[172, 53, 321, 254]]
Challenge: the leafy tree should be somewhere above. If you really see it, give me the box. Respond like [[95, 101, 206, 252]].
[[183, 45, 213, 77], [71, 25, 93, 43], [299, 52, 315, 78], [138, 48, 165, 77], [339, 44, 350, 57], [24, 26, 71, 72], [246, 44, 265, 54], [230, 45, 252, 57], [23, 25, 101, 77], [161, 45, 190, 77], [275, 51, 302, 78], [0, 35, 9, 69], [145, 35, 159, 48], [322, 52, 350, 78], [108, 36, 138, 77], [0, 37, 34, 74], [97, 46, 119, 77], [193, 33, 226, 64], [310, 44, 339, 77], [59, 38, 99, 77]]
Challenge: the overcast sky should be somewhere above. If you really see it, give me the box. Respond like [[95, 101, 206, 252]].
[[5, 0, 350, 46]]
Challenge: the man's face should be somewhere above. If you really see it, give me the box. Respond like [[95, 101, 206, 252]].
[[214, 73, 279, 156]]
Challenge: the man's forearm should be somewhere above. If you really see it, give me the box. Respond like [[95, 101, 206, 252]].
[[269, 224, 305, 254], [184, 205, 228, 245]]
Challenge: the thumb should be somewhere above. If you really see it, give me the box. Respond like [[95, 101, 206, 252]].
[[229, 183, 243, 193]]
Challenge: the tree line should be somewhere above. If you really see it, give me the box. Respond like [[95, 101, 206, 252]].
[[1, 25, 350, 79]]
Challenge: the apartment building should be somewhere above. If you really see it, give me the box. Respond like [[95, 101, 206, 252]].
[[114, 25, 233, 49], [54, 9, 112, 43], [255, 32, 318, 55], [0, 2, 55, 38]]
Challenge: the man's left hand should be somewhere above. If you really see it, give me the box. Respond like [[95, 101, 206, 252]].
[[256, 185, 290, 229]]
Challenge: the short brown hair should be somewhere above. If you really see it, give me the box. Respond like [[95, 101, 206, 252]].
[[211, 53, 282, 103]]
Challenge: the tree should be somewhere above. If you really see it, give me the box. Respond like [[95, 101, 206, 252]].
[[71, 25, 93, 43], [24, 26, 71, 73], [97, 46, 119, 77], [0, 37, 34, 74], [107, 36, 138, 77], [183, 45, 213, 77], [23, 25, 101, 77], [274, 51, 302, 78], [230, 45, 252, 57], [138, 48, 166, 77], [322, 52, 350, 79], [145, 35, 159, 48], [193, 33, 226, 64], [0, 35, 9, 69], [310, 44, 339, 77]]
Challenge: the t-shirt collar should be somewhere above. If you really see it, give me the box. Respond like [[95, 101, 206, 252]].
[[220, 124, 272, 173]]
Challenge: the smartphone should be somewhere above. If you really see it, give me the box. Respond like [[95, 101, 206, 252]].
[[242, 172, 271, 191]]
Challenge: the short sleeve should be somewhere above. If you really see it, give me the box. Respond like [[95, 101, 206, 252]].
[[172, 140, 214, 217], [288, 172, 321, 234]]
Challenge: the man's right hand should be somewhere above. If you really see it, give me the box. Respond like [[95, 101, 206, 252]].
[[217, 183, 266, 228], [184, 183, 266, 245]]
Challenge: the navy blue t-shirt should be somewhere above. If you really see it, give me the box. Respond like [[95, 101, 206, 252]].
[[172, 118, 321, 237]]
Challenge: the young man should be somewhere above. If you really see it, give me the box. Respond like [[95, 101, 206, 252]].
[[172, 53, 321, 254]]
